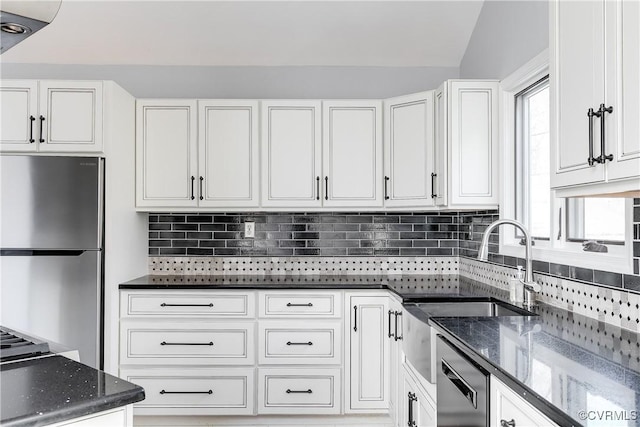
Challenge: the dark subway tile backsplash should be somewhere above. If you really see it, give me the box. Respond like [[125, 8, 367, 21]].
[[149, 202, 640, 294], [149, 212, 463, 258]]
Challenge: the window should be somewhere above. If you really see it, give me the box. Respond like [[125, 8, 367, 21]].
[[499, 51, 632, 273]]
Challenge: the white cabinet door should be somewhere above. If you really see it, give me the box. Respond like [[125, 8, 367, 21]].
[[388, 300, 403, 427], [198, 100, 259, 207], [261, 101, 322, 207], [490, 376, 558, 427], [448, 81, 499, 207], [550, 0, 606, 188], [38, 81, 103, 152], [384, 92, 436, 208], [323, 101, 383, 208], [136, 100, 198, 208], [605, 0, 640, 182], [347, 294, 389, 412], [402, 364, 436, 427], [0, 80, 38, 152], [433, 84, 448, 206]]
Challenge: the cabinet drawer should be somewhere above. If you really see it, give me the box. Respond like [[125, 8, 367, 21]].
[[259, 320, 341, 365], [259, 292, 340, 318], [490, 377, 557, 427], [120, 320, 255, 365], [121, 291, 254, 318], [258, 368, 340, 414], [120, 368, 254, 416]]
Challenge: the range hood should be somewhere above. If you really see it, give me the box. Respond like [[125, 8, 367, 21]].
[[1, 0, 61, 54]]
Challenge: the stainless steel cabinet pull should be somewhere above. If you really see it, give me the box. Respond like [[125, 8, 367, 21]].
[[286, 389, 312, 394], [388, 310, 395, 339], [384, 176, 390, 200], [190, 176, 195, 200], [353, 305, 358, 332], [286, 302, 313, 307], [500, 420, 516, 427], [160, 341, 213, 346], [199, 176, 204, 201], [394, 311, 403, 341], [596, 103, 614, 164], [324, 176, 328, 200], [408, 391, 417, 427], [160, 389, 212, 395], [316, 176, 320, 200], [286, 341, 313, 346], [160, 303, 213, 307], [441, 358, 477, 408], [431, 173, 437, 199], [39, 115, 45, 143], [29, 116, 35, 143], [587, 107, 601, 166]]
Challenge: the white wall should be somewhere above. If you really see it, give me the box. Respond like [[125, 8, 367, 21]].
[[0, 64, 459, 99], [459, 0, 548, 80]]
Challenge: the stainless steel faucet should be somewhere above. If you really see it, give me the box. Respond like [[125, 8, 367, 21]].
[[477, 219, 541, 307]]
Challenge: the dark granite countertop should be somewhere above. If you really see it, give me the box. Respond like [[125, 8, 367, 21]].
[[1, 355, 145, 426], [430, 301, 640, 427]]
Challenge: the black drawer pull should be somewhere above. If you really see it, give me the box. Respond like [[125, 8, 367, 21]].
[[160, 341, 213, 346], [500, 420, 516, 427], [431, 172, 437, 199], [286, 341, 313, 346], [160, 303, 214, 307], [388, 310, 395, 339], [29, 115, 35, 143], [286, 389, 312, 394], [286, 302, 313, 307], [39, 115, 45, 143], [384, 176, 390, 200], [394, 311, 403, 341], [160, 389, 212, 395], [190, 176, 195, 200]]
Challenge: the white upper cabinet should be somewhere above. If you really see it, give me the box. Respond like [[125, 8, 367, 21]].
[[0, 80, 38, 152], [323, 100, 383, 208], [384, 92, 436, 208], [437, 80, 499, 208], [261, 101, 322, 208], [433, 84, 448, 206], [136, 100, 198, 208], [198, 100, 259, 208], [551, 0, 640, 195], [0, 80, 103, 153]]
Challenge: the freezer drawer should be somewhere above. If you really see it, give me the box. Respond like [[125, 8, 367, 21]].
[[0, 250, 101, 367]]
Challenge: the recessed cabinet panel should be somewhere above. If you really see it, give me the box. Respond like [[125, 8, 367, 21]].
[[448, 81, 498, 206], [347, 295, 389, 411], [39, 81, 103, 152], [199, 101, 259, 207], [0, 81, 37, 151], [606, 0, 640, 182], [550, 0, 606, 188], [323, 101, 383, 207], [136, 100, 198, 207], [384, 92, 435, 207], [261, 101, 322, 207]]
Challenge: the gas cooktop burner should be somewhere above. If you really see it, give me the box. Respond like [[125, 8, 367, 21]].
[[0, 326, 50, 362]]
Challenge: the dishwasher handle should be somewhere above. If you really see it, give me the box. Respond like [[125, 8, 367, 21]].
[[441, 358, 477, 409]]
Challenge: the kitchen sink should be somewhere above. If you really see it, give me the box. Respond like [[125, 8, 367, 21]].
[[402, 300, 535, 384], [413, 301, 533, 318]]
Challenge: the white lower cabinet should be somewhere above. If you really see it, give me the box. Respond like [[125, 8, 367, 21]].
[[401, 363, 436, 427], [388, 297, 404, 426], [258, 368, 341, 414], [50, 406, 131, 427], [120, 368, 254, 416], [490, 376, 558, 427], [345, 293, 390, 412]]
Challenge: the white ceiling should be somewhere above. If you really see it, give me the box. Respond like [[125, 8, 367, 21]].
[[1, 1, 484, 67]]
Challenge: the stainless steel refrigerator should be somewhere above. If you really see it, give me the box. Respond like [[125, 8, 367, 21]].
[[0, 155, 104, 368]]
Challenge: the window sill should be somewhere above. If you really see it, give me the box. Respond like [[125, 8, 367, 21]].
[[499, 243, 633, 275]]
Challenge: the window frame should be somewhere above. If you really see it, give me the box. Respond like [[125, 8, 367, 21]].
[[498, 50, 634, 274]]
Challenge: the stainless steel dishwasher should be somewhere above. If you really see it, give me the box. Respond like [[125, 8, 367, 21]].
[[436, 335, 489, 427]]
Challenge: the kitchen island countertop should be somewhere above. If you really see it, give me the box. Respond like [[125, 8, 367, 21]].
[[0, 355, 145, 426]]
